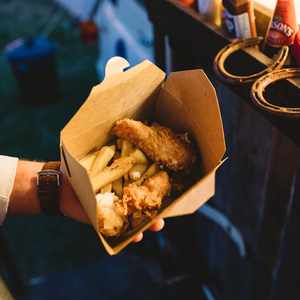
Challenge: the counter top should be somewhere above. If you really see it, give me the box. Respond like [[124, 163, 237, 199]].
[[145, 0, 300, 147]]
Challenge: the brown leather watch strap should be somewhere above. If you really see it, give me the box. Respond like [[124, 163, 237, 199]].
[[37, 161, 62, 215]]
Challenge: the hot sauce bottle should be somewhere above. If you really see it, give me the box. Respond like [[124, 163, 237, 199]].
[[264, 0, 298, 58], [266, 0, 298, 48]]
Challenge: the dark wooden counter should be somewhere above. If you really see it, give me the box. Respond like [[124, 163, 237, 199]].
[[144, 1, 300, 300], [145, 0, 300, 147]]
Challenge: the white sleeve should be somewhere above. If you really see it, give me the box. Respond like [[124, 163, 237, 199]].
[[0, 155, 18, 225]]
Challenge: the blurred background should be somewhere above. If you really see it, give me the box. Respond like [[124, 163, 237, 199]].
[[0, 1, 157, 299], [0, 1, 209, 299]]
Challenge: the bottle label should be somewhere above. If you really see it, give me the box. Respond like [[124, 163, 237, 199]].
[[223, 9, 251, 39], [267, 0, 298, 47], [271, 16, 294, 38]]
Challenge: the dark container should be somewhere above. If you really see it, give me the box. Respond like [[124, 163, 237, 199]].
[[5, 37, 59, 104]]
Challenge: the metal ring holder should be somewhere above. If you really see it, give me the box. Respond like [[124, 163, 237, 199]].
[[251, 68, 300, 117], [213, 37, 289, 84]]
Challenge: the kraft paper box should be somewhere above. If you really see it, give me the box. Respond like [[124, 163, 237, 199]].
[[60, 57, 226, 255]]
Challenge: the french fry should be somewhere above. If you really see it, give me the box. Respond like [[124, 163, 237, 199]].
[[121, 140, 134, 157], [91, 156, 135, 192], [116, 139, 123, 150], [129, 164, 148, 181], [113, 150, 121, 160], [80, 152, 97, 171], [124, 173, 129, 183], [90, 145, 116, 176], [112, 177, 123, 197], [129, 148, 148, 164], [121, 140, 134, 181], [135, 163, 159, 185], [100, 183, 112, 193]]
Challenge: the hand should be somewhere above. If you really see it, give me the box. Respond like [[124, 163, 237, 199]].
[[131, 218, 165, 243], [9, 161, 164, 243], [60, 174, 165, 243]]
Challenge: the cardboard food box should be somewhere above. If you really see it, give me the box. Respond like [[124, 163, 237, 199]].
[[60, 57, 226, 255]]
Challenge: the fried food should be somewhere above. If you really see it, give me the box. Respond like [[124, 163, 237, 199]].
[[121, 140, 134, 157], [112, 119, 196, 171], [117, 171, 170, 216], [80, 152, 97, 171], [129, 148, 148, 164], [112, 177, 123, 197], [96, 192, 128, 237], [96, 171, 170, 237], [129, 163, 148, 181], [91, 156, 135, 192], [94, 119, 198, 238], [135, 163, 159, 185], [90, 145, 116, 176], [100, 183, 112, 193]]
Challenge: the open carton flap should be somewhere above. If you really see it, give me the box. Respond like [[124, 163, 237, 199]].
[[154, 69, 226, 218], [156, 69, 226, 173], [61, 60, 166, 160]]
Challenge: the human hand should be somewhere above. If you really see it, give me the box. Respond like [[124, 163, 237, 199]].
[[9, 160, 164, 243], [59, 175, 164, 242]]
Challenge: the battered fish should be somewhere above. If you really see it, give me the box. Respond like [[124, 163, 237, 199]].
[[116, 171, 170, 216], [112, 119, 196, 171]]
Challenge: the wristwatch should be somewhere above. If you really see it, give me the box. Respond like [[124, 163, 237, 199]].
[[37, 161, 62, 215]]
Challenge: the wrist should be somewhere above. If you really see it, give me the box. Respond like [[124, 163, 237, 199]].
[[9, 160, 44, 215]]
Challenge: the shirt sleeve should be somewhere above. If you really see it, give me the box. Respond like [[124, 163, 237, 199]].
[[0, 155, 18, 225]]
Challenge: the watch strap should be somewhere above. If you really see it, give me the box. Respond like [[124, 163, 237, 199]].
[[37, 161, 62, 215]]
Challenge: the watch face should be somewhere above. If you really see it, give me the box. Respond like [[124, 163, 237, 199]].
[[37, 170, 61, 187]]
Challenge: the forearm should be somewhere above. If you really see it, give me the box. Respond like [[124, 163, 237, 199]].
[[8, 160, 44, 215]]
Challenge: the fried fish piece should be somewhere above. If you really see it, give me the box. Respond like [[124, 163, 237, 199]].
[[116, 171, 170, 216], [112, 119, 196, 171], [96, 192, 128, 237]]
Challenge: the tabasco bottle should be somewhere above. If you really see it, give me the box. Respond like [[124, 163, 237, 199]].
[[264, 0, 298, 57]]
